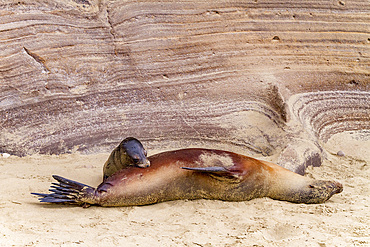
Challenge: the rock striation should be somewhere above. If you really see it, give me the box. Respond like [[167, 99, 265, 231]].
[[0, 0, 369, 173]]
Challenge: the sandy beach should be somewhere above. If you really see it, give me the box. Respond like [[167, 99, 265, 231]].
[[0, 1, 368, 246], [0, 131, 368, 246]]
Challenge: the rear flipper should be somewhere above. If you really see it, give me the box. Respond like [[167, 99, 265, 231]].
[[31, 175, 96, 207]]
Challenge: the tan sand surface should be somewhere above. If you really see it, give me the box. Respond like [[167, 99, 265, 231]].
[[0, 131, 369, 247]]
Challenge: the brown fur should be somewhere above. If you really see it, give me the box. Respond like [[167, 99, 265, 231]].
[[33, 148, 343, 207]]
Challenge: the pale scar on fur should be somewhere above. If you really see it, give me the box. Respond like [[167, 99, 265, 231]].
[[197, 152, 235, 168]]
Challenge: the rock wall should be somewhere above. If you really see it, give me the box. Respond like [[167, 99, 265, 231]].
[[0, 0, 369, 172]]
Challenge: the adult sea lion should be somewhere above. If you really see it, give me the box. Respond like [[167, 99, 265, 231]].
[[32, 148, 343, 207], [103, 137, 150, 180]]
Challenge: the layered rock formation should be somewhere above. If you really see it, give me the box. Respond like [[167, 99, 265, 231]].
[[0, 0, 369, 173]]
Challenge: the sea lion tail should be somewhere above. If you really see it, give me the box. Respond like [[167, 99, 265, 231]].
[[31, 175, 96, 207]]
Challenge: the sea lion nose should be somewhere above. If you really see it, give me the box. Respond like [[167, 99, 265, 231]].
[[138, 159, 151, 168], [332, 181, 343, 194]]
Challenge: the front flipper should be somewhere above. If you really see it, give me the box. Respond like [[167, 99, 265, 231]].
[[181, 166, 241, 181]]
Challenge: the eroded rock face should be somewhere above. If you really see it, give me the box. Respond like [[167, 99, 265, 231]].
[[289, 91, 370, 143], [0, 1, 369, 173]]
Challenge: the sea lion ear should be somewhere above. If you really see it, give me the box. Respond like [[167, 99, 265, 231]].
[[181, 166, 240, 180]]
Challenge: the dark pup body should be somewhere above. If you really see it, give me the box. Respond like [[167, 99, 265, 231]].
[[103, 137, 150, 180]]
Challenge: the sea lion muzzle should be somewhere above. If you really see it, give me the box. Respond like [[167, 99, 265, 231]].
[[133, 156, 151, 168]]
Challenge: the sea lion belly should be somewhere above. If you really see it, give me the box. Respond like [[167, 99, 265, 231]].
[[96, 149, 272, 206]]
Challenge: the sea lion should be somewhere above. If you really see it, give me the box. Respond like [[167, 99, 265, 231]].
[[32, 148, 343, 207], [102, 137, 150, 180]]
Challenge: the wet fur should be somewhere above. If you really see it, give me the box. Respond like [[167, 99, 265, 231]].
[[103, 137, 149, 180], [103, 145, 133, 179]]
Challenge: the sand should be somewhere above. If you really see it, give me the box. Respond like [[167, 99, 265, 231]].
[[0, 131, 369, 247]]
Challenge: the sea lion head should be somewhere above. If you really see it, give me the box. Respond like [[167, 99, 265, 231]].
[[293, 180, 343, 204], [120, 137, 150, 168]]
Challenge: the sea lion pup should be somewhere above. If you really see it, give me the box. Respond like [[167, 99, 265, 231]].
[[32, 148, 343, 207], [103, 137, 150, 180]]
